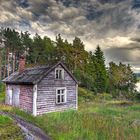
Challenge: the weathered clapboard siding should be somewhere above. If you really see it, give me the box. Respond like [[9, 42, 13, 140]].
[[4, 61, 78, 116], [19, 85, 33, 113], [5, 84, 33, 113], [37, 64, 77, 115]]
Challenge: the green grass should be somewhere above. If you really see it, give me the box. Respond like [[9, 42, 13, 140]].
[[4, 100, 140, 140], [2, 88, 140, 140], [0, 91, 5, 103], [0, 115, 24, 139]]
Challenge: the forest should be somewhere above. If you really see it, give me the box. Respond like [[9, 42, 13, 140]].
[[0, 28, 137, 99]]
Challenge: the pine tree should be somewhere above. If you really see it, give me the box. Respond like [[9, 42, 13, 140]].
[[94, 45, 108, 93], [72, 37, 88, 70]]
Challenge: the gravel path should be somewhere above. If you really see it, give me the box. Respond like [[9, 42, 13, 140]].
[[0, 111, 51, 140]]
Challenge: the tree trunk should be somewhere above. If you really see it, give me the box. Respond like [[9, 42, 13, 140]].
[[3, 48, 7, 78], [7, 48, 10, 77], [12, 50, 15, 73], [15, 52, 17, 71], [3, 54, 6, 78], [0, 52, 1, 80]]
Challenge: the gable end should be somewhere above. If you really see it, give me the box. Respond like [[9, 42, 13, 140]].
[[34, 62, 78, 84]]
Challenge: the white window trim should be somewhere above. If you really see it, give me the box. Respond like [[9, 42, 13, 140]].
[[55, 68, 64, 79], [33, 84, 37, 116], [56, 87, 67, 104], [76, 84, 78, 110]]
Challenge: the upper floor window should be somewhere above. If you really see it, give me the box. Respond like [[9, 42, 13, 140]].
[[55, 68, 64, 79]]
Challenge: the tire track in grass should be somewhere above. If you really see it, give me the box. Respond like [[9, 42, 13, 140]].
[[0, 111, 51, 140]]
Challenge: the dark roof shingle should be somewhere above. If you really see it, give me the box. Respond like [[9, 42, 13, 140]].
[[2, 62, 78, 85], [3, 65, 51, 84]]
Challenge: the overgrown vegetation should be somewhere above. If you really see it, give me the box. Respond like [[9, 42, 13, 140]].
[[0, 88, 140, 140], [0, 93, 23, 140], [78, 87, 95, 102], [108, 62, 137, 99], [0, 27, 139, 139], [0, 115, 24, 139], [0, 82, 5, 103], [0, 28, 137, 99]]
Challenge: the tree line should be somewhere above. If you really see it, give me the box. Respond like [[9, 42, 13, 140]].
[[0, 28, 137, 98]]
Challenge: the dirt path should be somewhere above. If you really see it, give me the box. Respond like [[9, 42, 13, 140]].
[[0, 111, 51, 140]]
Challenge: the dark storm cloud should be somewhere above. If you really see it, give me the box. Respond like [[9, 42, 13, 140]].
[[0, 0, 135, 37], [132, 0, 140, 9], [104, 42, 140, 69], [131, 37, 140, 43], [18, 0, 30, 8], [98, 0, 125, 4], [0, 0, 140, 71], [60, 0, 134, 38]]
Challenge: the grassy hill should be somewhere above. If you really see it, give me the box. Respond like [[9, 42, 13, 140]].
[[1, 87, 140, 140], [0, 114, 24, 139]]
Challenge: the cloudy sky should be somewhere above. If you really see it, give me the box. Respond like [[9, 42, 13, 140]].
[[1, 0, 140, 72]]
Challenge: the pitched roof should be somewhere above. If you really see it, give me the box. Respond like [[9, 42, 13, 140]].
[[2, 61, 78, 85]]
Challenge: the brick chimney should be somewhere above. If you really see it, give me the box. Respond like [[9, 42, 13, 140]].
[[19, 55, 25, 73]]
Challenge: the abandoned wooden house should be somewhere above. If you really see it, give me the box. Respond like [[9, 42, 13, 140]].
[[2, 56, 78, 116]]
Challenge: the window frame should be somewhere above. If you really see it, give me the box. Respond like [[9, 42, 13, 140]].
[[55, 68, 64, 80], [56, 87, 67, 104]]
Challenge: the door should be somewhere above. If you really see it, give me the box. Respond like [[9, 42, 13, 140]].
[[12, 87, 20, 107], [7, 88, 12, 105]]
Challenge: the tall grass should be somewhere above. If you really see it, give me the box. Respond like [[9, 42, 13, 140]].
[[1, 87, 140, 140], [0, 115, 24, 139], [5, 101, 140, 140]]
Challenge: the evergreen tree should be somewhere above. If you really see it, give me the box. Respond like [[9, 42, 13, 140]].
[[55, 34, 66, 61], [3, 28, 22, 75], [72, 37, 88, 71], [94, 45, 108, 93], [20, 31, 33, 64], [0, 27, 137, 100]]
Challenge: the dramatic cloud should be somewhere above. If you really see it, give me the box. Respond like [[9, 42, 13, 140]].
[[0, 0, 140, 72]]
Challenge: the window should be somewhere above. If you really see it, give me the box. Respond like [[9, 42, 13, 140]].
[[55, 68, 64, 79], [56, 88, 67, 104]]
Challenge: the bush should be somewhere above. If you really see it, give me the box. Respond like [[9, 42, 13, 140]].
[[0, 91, 5, 103], [78, 87, 95, 102], [95, 93, 113, 101], [73, 69, 95, 91], [107, 100, 133, 106], [133, 91, 140, 101], [0, 82, 5, 93], [0, 82, 5, 103]]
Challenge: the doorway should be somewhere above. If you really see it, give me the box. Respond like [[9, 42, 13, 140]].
[[12, 87, 20, 107]]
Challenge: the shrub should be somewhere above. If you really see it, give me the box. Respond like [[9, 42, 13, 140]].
[[0, 82, 5, 103], [107, 100, 133, 106], [0, 92, 5, 103], [133, 91, 140, 101], [73, 69, 95, 91], [78, 87, 95, 102], [0, 82, 5, 93], [95, 93, 113, 101]]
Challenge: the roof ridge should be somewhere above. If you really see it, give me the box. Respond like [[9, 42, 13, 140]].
[[25, 65, 50, 70], [2, 61, 78, 84]]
